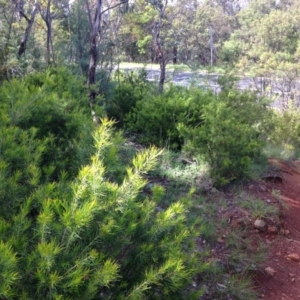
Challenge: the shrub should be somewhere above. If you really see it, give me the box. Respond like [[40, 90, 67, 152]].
[[178, 79, 270, 186], [0, 126, 47, 219], [105, 70, 150, 126], [0, 119, 207, 299], [126, 86, 211, 149], [0, 67, 94, 181], [267, 101, 300, 153]]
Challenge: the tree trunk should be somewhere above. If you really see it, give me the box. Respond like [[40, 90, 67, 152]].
[[158, 56, 166, 94], [88, 35, 98, 103], [86, 0, 102, 104], [153, 0, 168, 93], [18, 1, 39, 56], [45, 0, 53, 64], [173, 46, 177, 64], [86, 0, 128, 104]]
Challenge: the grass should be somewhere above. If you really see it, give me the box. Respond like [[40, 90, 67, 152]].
[[225, 275, 259, 300], [150, 151, 272, 300], [155, 150, 210, 186], [272, 188, 289, 210], [263, 143, 298, 161], [117, 141, 277, 300], [238, 192, 279, 221]]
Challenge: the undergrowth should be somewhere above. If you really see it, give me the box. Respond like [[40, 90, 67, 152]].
[[118, 143, 273, 300], [1, 67, 290, 300]]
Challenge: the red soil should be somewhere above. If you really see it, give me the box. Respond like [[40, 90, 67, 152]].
[[255, 159, 300, 300]]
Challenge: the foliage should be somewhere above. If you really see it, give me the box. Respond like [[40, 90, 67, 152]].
[[267, 101, 300, 154], [220, 0, 300, 77], [178, 77, 270, 186], [0, 67, 93, 181], [105, 69, 150, 126], [0, 126, 47, 219], [0, 118, 207, 299], [225, 275, 258, 300], [126, 86, 211, 149]]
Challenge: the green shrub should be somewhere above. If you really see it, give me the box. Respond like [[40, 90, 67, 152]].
[[126, 86, 211, 149], [0, 119, 207, 299], [178, 79, 270, 186], [0, 126, 47, 219], [105, 70, 150, 126], [267, 101, 300, 154], [0, 67, 94, 181]]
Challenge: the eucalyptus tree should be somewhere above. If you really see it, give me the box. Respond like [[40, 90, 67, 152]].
[[85, 0, 128, 104], [13, 0, 70, 65], [119, 0, 177, 92], [13, 0, 39, 57], [0, 0, 35, 79], [221, 0, 300, 74], [165, 0, 233, 68]]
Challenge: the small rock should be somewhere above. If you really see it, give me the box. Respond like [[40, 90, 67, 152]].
[[265, 266, 276, 276], [254, 219, 266, 230], [267, 199, 271, 203], [211, 187, 218, 193], [291, 278, 295, 282], [267, 226, 278, 233], [259, 185, 267, 192], [285, 230, 290, 235], [287, 253, 300, 262], [217, 283, 226, 290], [289, 273, 295, 277], [217, 238, 225, 243], [249, 184, 254, 190]]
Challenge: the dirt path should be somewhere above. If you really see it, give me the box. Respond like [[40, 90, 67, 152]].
[[255, 160, 300, 299]]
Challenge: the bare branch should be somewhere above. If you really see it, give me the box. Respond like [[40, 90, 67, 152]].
[[101, 0, 128, 16]]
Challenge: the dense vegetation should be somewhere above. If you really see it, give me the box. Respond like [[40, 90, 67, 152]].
[[2, 0, 300, 94], [1, 0, 300, 299], [0, 70, 205, 299], [0, 66, 296, 299]]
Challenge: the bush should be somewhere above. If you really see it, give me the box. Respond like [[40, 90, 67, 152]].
[[0, 67, 94, 181], [126, 86, 211, 149], [105, 70, 150, 126], [0, 126, 47, 219], [0, 119, 207, 299], [178, 79, 270, 186], [267, 101, 300, 153]]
